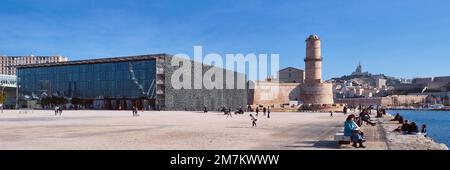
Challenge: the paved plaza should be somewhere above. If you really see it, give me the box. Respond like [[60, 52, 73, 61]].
[[0, 110, 385, 150]]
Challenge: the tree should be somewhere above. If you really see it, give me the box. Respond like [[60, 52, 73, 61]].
[[40, 97, 52, 109], [71, 98, 81, 105], [57, 97, 68, 106]]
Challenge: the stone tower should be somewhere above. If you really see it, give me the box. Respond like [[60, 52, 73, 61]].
[[304, 34, 323, 84], [300, 34, 334, 105]]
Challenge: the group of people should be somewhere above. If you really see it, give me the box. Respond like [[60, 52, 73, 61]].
[[219, 106, 233, 117], [342, 105, 379, 148], [391, 113, 427, 135], [344, 105, 359, 112], [216, 105, 272, 127], [217, 106, 246, 118], [249, 105, 272, 127], [344, 114, 366, 148], [253, 105, 271, 118], [376, 108, 387, 118], [344, 111, 430, 148]]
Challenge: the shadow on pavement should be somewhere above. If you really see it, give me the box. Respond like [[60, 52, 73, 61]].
[[284, 140, 338, 149]]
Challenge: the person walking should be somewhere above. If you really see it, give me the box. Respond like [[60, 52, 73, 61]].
[[255, 107, 259, 117], [227, 108, 233, 118], [263, 107, 267, 116], [54, 106, 59, 116], [58, 106, 63, 116], [132, 106, 137, 116], [135, 107, 140, 116], [250, 114, 257, 127], [267, 106, 271, 119], [330, 111, 334, 117]]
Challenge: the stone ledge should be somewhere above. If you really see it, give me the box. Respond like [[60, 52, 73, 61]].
[[380, 115, 448, 150]]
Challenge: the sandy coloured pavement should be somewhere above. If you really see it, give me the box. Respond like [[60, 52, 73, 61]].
[[0, 110, 376, 150]]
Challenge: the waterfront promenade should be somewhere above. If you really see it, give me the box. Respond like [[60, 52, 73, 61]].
[[0, 110, 446, 150]]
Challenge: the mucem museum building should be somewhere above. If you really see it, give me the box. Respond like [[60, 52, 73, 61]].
[[16, 54, 247, 110]]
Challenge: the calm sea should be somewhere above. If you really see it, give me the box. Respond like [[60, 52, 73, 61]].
[[387, 110, 450, 147]]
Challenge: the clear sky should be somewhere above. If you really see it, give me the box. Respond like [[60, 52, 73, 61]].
[[1, 0, 450, 80]]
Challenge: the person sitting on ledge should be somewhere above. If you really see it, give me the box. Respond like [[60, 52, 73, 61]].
[[376, 109, 383, 118], [359, 111, 376, 126], [367, 105, 374, 114], [408, 122, 419, 134], [394, 120, 409, 132], [391, 113, 401, 121], [344, 114, 366, 148], [420, 124, 427, 137], [398, 116, 405, 124]]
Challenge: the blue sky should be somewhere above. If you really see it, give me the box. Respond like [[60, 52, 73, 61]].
[[1, 0, 450, 80]]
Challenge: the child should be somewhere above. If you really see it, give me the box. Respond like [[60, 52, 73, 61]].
[[250, 114, 257, 127]]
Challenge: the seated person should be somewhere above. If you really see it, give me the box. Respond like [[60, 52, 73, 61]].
[[344, 114, 366, 148], [394, 120, 410, 132], [235, 107, 244, 114], [408, 122, 419, 134], [367, 105, 374, 114], [391, 113, 401, 121], [398, 116, 405, 124], [376, 109, 383, 118], [221, 106, 228, 114], [360, 112, 376, 126], [420, 124, 427, 137]]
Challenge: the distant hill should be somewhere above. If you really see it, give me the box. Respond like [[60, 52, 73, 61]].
[[330, 74, 401, 87]]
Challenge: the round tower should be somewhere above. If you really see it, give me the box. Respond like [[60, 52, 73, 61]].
[[300, 34, 334, 106], [304, 34, 322, 84]]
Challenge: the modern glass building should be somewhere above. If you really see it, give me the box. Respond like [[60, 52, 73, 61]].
[[16, 54, 247, 110], [17, 55, 164, 110]]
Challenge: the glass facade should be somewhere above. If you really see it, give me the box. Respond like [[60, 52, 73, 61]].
[[17, 60, 157, 101]]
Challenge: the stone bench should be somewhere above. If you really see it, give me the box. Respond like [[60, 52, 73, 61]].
[[335, 133, 351, 145]]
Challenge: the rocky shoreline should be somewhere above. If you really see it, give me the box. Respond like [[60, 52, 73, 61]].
[[379, 114, 448, 150]]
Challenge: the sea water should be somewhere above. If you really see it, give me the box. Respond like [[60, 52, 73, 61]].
[[387, 110, 450, 147]]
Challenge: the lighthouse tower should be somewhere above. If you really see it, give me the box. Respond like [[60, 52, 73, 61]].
[[304, 34, 323, 84], [300, 34, 334, 105]]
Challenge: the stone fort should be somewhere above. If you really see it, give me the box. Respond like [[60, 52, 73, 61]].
[[248, 34, 335, 110]]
